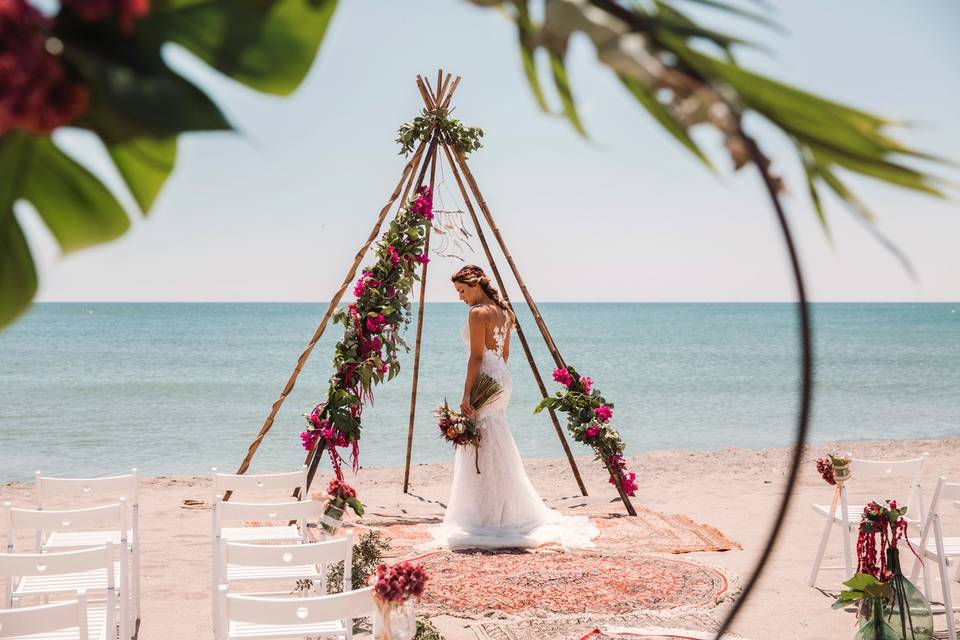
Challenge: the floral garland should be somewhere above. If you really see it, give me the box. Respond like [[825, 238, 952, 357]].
[[300, 185, 434, 478], [535, 366, 638, 496], [396, 107, 483, 157]]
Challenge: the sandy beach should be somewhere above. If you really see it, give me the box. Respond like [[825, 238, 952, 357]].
[[3, 437, 958, 640]]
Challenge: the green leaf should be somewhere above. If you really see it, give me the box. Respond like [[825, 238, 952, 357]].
[[549, 52, 587, 137], [843, 573, 881, 591], [0, 207, 37, 329], [809, 144, 944, 197], [665, 0, 784, 32], [148, 0, 339, 96], [21, 139, 130, 254], [797, 144, 830, 239], [66, 46, 230, 143], [107, 136, 177, 213], [515, 1, 550, 113], [618, 73, 713, 171]]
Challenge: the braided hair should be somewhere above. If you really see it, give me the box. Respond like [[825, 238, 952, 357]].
[[451, 265, 515, 324]]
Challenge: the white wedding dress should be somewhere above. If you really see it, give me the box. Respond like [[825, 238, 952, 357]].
[[427, 318, 599, 550]]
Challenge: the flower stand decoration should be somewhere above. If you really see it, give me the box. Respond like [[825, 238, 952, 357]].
[[833, 500, 932, 640], [371, 561, 427, 640], [536, 366, 639, 497], [318, 479, 364, 535]]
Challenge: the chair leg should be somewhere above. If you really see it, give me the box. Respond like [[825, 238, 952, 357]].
[[809, 514, 834, 587], [923, 557, 933, 600], [934, 517, 956, 640], [839, 493, 854, 578]]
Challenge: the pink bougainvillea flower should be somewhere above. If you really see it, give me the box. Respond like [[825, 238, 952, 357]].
[[552, 368, 574, 388], [579, 376, 593, 393], [594, 405, 613, 422], [585, 425, 601, 439], [387, 245, 400, 266], [415, 253, 430, 265]]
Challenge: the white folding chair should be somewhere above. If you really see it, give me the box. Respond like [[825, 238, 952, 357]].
[[219, 531, 353, 592], [0, 590, 95, 640], [4, 501, 129, 639], [34, 470, 141, 625], [908, 477, 960, 640], [809, 454, 927, 586], [216, 585, 376, 640], [212, 497, 326, 625], [0, 545, 122, 640], [211, 467, 308, 544]]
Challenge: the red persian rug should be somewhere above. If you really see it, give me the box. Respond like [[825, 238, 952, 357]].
[[411, 550, 734, 617]]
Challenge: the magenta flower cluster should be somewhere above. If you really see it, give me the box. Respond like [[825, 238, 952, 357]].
[[410, 185, 433, 220]]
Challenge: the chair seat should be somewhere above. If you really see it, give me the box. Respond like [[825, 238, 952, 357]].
[[44, 530, 133, 549], [226, 563, 322, 583], [13, 562, 122, 596], [1, 603, 108, 640], [909, 536, 960, 558], [813, 503, 920, 528], [221, 525, 301, 543], [228, 618, 345, 639]]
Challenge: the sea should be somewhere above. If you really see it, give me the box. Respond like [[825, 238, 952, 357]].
[[0, 303, 957, 483]]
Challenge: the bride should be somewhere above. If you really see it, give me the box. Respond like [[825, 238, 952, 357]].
[[428, 265, 599, 550]]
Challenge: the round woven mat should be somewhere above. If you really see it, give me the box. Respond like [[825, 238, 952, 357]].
[[414, 550, 732, 616]]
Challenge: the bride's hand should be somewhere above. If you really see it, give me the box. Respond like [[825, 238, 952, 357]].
[[460, 398, 474, 416]]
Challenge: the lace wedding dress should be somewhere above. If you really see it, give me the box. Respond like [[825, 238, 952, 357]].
[[427, 318, 599, 550]]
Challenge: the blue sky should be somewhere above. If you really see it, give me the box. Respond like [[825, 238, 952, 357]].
[[24, 0, 960, 302]]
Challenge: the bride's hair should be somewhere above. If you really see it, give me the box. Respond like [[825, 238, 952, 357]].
[[451, 265, 515, 324]]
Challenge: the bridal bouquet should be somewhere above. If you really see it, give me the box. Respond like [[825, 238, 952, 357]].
[[435, 373, 502, 474]]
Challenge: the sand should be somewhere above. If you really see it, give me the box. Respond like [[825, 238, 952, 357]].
[[2, 437, 958, 640]]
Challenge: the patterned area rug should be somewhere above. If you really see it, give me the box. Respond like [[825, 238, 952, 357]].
[[411, 551, 736, 617], [355, 509, 739, 560], [470, 609, 750, 640]]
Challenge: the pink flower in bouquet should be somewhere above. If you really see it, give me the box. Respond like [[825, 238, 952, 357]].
[[387, 245, 400, 266], [617, 471, 639, 496], [366, 313, 386, 333], [580, 376, 593, 393], [411, 186, 433, 220], [362, 335, 382, 355], [585, 424, 601, 439], [386, 286, 397, 297], [374, 562, 428, 603], [327, 478, 357, 500], [552, 368, 574, 388], [300, 430, 319, 450], [594, 405, 613, 421], [353, 271, 381, 298], [415, 253, 430, 265]]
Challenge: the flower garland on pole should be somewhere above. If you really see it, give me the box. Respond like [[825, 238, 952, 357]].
[[300, 184, 435, 479], [536, 366, 639, 496]]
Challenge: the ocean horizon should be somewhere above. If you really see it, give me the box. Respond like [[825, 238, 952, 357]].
[[1, 302, 958, 483]]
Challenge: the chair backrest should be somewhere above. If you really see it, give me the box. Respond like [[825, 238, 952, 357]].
[[222, 585, 375, 625], [0, 544, 114, 578], [850, 455, 927, 480], [35, 470, 140, 506], [212, 467, 307, 500], [214, 497, 324, 527], [0, 544, 120, 636], [847, 455, 927, 519], [5, 500, 127, 552], [226, 531, 353, 569], [0, 590, 89, 639]]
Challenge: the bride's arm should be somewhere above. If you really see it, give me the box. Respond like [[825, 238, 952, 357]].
[[461, 306, 486, 416]]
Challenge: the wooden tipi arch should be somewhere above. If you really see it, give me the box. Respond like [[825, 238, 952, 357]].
[[230, 71, 636, 516]]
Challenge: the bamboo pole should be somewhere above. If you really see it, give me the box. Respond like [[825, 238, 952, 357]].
[[402, 132, 441, 493], [446, 143, 637, 516], [438, 137, 589, 497], [226, 138, 432, 500]]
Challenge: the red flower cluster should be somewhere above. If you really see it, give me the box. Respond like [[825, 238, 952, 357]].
[[0, 0, 89, 135], [552, 367, 574, 388], [373, 562, 427, 603], [815, 457, 836, 485], [855, 499, 917, 580], [61, 0, 150, 33], [326, 478, 357, 501]]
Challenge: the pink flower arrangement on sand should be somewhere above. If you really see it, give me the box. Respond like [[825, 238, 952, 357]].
[[538, 366, 638, 497], [373, 561, 428, 603]]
